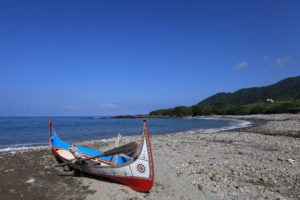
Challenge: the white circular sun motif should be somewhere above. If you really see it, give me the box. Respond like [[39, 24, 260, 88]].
[[136, 163, 147, 174]]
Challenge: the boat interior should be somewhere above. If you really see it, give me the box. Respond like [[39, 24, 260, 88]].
[[51, 127, 133, 166], [55, 148, 111, 166]]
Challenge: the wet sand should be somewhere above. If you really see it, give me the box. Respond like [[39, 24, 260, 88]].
[[0, 114, 300, 200]]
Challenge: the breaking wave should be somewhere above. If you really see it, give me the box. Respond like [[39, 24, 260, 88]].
[[175, 118, 252, 134], [0, 143, 48, 153]]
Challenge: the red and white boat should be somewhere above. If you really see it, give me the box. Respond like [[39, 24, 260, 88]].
[[49, 117, 154, 191]]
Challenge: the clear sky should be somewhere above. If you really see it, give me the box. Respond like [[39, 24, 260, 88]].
[[1, 0, 299, 116]]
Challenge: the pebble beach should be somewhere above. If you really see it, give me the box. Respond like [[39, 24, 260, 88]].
[[1, 114, 300, 200]]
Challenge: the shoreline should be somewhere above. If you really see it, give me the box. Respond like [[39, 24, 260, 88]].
[[0, 117, 253, 153], [1, 113, 300, 200]]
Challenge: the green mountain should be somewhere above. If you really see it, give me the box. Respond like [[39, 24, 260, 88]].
[[197, 76, 300, 106]]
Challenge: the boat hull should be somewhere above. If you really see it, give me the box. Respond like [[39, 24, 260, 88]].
[[49, 117, 154, 191]]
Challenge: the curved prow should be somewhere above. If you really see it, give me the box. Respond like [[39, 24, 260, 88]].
[[142, 120, 154, 183], [131, 120, 154, 191], [49, 117, 56, 157]]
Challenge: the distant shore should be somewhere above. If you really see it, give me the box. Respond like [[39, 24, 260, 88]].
[[1, 113, 300, 200], [112, 114, 175, 118]]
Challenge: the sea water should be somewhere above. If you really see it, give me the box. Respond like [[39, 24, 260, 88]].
[[0, 116, 252, 152]]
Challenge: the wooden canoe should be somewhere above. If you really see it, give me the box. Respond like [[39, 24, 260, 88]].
[[49, 117, 154, 191]]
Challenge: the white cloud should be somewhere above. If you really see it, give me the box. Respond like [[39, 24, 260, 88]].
[[101, 103, 117, 108], [232, 61, 248, 70], [270, 56, 291, 68], [263, 56, 270, 61], [277, 56, 291, 68]]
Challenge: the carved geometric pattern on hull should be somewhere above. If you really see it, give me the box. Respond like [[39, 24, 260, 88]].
[[136, 163, 147, 174]]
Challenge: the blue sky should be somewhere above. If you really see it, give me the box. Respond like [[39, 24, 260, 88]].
[[1, 0, 299, 116]]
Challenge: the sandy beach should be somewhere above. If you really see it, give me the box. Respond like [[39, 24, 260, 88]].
[[1, 114, 300, 200]]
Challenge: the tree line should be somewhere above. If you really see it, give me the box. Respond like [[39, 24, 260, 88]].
[[149, 100, 300, 117]]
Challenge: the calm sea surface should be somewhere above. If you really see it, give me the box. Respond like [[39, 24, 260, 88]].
[[0, 116, 252, 152]]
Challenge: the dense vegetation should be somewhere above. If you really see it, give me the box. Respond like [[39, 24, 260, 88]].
[[149, 99, 300, 117], [197, 76, 300, 106], [149, 76, 300, 116]]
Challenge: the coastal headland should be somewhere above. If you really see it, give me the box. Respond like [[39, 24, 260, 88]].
[[1, 114, 300, 200]]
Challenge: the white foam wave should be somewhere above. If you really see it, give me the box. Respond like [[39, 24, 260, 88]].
[[201, 118, 226, 120], [175, 119, 252, 134], [0, 145, 47, 153], [0, 142, 48, 153]]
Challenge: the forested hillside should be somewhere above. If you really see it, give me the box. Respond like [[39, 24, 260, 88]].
[[149, 76, 300, 116], [198, 76, 300, 106]]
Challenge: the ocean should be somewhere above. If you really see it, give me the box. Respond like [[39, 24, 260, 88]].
[[0, 116, 252, 152]]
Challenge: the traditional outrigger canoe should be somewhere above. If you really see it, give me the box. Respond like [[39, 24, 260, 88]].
[[49, 117, 154, 191]]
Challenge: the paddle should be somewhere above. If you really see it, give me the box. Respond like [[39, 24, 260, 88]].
[[55, 141, 140, 167]]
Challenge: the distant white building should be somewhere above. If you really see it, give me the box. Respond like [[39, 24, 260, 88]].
[[266, 99, 274, 102]]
